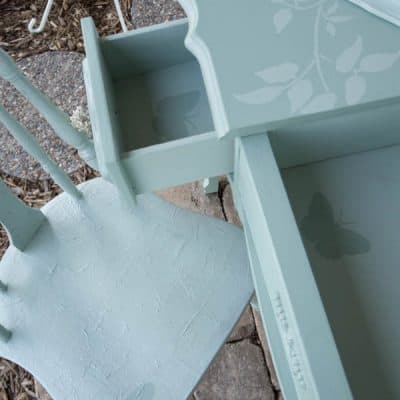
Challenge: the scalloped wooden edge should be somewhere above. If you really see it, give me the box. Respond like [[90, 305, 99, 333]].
[[177, 0, 230, 137]]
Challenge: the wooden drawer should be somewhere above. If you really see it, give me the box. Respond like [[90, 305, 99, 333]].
[[82, 18, 233, 203]]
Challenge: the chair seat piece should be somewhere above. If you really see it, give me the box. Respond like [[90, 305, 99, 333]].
[[0, 178, 253, 400]]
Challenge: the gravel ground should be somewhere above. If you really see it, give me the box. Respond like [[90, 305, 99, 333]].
[[0, 0, 133, 60], [131, 0, 185, 28], [0, 52, 89, 179]]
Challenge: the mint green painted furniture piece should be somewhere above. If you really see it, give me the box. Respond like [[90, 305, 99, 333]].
[[0, 49, 254, 399], [1, 0, 400, 399], [348, 0, 400, 26], [0, 178, 253, 400], [80, 1, 400, 399], [81, 18, 232, 206]]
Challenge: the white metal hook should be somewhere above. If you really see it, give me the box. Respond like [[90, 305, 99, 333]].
[[113, 0, 128, 32], [28, 0, 127, 34], [28, 0, 55, 33]]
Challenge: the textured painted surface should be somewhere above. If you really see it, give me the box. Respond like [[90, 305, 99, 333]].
[[158, 181, 281, 398], [0, 178, 253, 400]]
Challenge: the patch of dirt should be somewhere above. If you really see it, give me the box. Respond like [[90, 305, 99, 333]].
[[0, 0, 133, 59]]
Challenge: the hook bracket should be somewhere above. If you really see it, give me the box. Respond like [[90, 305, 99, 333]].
[[28, 0, 55, 34]]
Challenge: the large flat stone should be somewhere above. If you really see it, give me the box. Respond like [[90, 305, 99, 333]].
[[228, 305, 256, 342], [157, 181, 224, 220], [131, 0, 186, 28], [193, 339, 275, 400], [222, 183, 242, 227], [0, 52, 90, 179]]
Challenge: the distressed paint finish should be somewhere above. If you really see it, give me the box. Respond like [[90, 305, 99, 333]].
[[0, 178, 253, 400]]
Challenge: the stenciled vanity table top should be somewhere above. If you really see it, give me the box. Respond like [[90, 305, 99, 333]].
[[178, 0, 400, 138]]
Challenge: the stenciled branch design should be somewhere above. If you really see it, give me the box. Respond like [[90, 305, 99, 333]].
[[235, 0, 400, 114]]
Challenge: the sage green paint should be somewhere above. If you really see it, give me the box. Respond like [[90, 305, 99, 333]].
[[241, 217, 298, 400], [81, 18, 229, 199], [81, 19, 136, 207], [120, 131, 233, 194], [0, 49, 97, 169], [202, 177, 219, 194], [0, 281, 7, 293], [0, 179, 44, 251], [300, 192, 370, 259], [0, 324, 11, 343], [82, 11, 400, 204], [234, 134, 353, 400], [0, 178, 253, 400], [282, 144, 400, 399], [0, 5, 393, 399], [178, 0, 400, 139], [348, 0, 400, 26]]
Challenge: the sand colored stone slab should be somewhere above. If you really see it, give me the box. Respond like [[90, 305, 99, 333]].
[[194, 339, 275, 400]]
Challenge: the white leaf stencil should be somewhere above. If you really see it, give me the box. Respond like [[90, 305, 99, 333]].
[[345, 75, 366, 105], [257, 63, 299, 83], [235, 86, 284, 104], [301, 93, 337, 114], [359, 53, 399, 73], [336, 36, 363, 73], [288, 80, 313, 112], [274, 8, 293, 33]]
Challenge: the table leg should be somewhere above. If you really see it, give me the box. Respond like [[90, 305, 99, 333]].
[[202, 177, 219, 194], [232, 133, 352, 400]]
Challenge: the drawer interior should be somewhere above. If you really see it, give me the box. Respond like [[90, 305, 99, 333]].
[[99, 20, 214, 153], [281, 145, 400, 399]]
